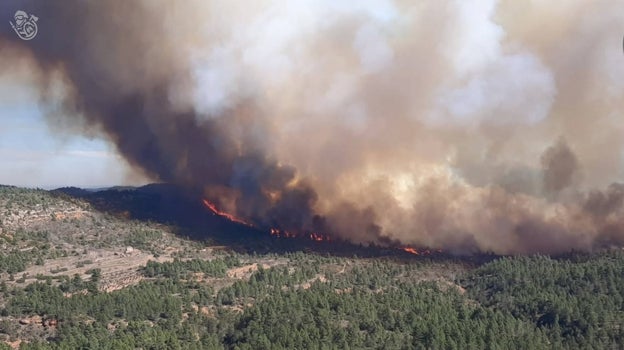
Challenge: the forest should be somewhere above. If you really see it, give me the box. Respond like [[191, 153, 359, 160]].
[[0, 251, 620, 349]]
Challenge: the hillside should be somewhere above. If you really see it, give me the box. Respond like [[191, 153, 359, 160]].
[[0, 185, 622, 349]]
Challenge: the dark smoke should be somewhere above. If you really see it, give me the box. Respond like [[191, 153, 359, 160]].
[[0, 0, 324, 235], [2, 0, 624, 254], [541, 139, 578, 195]]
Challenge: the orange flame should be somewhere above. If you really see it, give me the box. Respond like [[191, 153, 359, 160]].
[[202, 198, 440, 255], [269, 228, 297, 238], [401, 247, 419, 255], [202, 199, 252, 226], [309, 232, 331, 242], [400, 247, 442, 255]]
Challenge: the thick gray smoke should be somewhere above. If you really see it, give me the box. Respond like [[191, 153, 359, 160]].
[[541, 139, 579, 195], [1, 0, 624, 254]]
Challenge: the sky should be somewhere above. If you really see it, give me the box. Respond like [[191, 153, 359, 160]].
[[2, 1, 622, 191], [0, 78, 142, 189], [2, 0, 624, 252]]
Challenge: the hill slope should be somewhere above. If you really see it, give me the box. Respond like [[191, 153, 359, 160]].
[[0, 185, 622, 349]]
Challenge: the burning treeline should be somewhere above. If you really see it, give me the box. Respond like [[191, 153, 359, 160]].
[[1, 1, 624, 254]]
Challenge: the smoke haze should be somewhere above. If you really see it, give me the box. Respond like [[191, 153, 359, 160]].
[[1, 0, 624, 254]]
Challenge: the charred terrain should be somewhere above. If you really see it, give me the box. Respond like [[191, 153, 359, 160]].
[[0, 184, 621, 349]]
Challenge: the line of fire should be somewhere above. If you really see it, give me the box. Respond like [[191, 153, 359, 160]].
[[202, 198, 438, 256]]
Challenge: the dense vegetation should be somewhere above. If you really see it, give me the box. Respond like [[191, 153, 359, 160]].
[[463, 253, 624, 349], [0, 251, 618, 349]]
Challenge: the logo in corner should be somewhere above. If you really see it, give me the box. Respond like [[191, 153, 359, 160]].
[[10, 10, 38, 40]]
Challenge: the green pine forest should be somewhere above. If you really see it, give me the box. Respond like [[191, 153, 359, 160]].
[[0, 251, 620, 349]]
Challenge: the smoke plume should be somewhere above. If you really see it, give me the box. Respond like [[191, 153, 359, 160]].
[[1, 0, 624, 254]]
